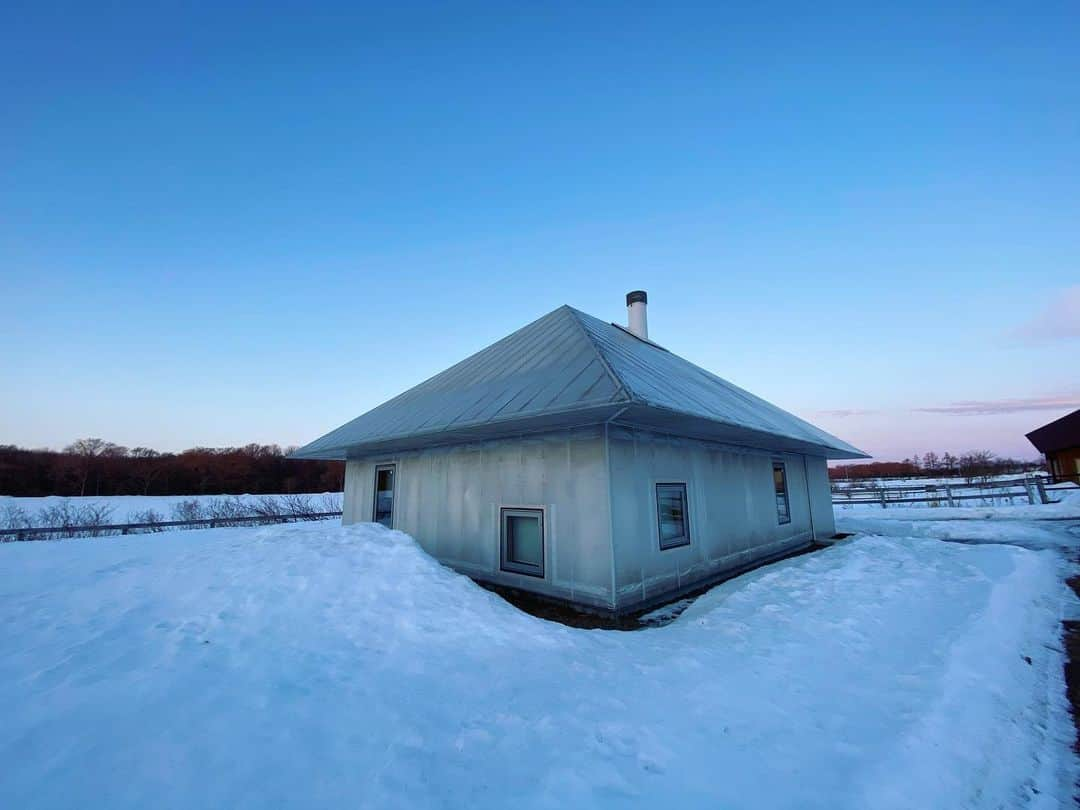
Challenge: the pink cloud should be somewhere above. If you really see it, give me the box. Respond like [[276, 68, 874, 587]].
[[913, 394, 1080, 416], [814, 408, 879, 418]]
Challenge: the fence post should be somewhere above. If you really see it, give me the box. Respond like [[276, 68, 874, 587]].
[[944, 484, 955, 508], [1022, 475, 1036, 505], [1035, 477, 1049, 504], [879, 488, 887, 509]]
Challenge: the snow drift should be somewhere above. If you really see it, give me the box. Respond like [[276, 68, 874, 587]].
[[0, 521, 1075, 808]]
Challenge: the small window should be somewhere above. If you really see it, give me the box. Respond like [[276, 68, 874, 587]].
[[773, 462, 790, 524], [373, 464, 396, 528], [500, 508, 545, 577], [656, 483, 690, 549]]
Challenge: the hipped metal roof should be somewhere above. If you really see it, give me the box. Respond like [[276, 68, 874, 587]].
[[291, 305, 869, 461], [1026, 408, 1080, 454]]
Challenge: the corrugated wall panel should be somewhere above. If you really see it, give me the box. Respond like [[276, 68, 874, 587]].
[[607, 427, 819, 612], [804, 455, 836, 539], [341, 428, 615, 610]]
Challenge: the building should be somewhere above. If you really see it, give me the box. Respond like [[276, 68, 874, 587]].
[[291, 292, 868, 615], [1026, 408, 1080, 484]]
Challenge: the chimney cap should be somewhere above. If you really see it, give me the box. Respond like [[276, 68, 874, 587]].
[[626, 290, 648, 306]]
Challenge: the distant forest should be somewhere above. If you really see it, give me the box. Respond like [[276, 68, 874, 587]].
[[0, 440, 343, 498], [829, 450, 1044, 482], [0, 439, 1046, 496]]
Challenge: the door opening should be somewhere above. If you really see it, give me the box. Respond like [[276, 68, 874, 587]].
[[373, 464, 396, 528]]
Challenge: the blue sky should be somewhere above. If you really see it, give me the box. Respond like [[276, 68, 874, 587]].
[[3, 2, 1078, 460]]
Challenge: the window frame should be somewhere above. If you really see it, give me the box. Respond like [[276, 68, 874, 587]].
[[499, 507, 545, 578], [772, 460, 791, 525], [655, 482, 691, 550], [372, 463, 397, 528]]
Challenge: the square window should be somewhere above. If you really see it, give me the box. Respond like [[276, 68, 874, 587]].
[[500, 508, 544, 577], [656, 483, 690, 549], [773, 462, 791, 524]]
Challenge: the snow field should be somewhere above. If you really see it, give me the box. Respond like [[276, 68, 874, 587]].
[[833, 482, 1080, 520], [1, 516, 1076, 808], [0, 492, 344, 528]]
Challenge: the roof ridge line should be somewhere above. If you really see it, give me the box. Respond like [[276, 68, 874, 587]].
[[562, 306, 636, 405]]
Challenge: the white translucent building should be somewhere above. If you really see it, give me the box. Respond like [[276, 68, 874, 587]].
[[293, 292, 866, 614]]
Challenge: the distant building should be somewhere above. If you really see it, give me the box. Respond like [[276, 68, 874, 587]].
[[292, 292, 867, 615], [1026, 408, 1080, 484]]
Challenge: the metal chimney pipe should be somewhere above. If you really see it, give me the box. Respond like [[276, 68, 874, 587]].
[[626, 290, 648, 340]]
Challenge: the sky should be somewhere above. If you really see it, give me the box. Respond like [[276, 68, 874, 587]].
[[2, 2, 1078, 461]]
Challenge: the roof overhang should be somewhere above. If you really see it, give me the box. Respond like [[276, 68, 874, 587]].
[[611, 403, 870, 460], [290, 402, 869, 461], [288, 404, 627, 460], [1025, 408, 1080, 454]]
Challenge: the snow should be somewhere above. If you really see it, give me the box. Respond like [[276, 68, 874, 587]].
[[838, 513, 1080, 552], [2, 515, 1077, 808], [831, 472, 1051, 488], [0, 492, 343, 524], [835, 484, 1080, 522]]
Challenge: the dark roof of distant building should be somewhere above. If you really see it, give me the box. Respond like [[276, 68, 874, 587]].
[[1026, 408, 1080, 454]]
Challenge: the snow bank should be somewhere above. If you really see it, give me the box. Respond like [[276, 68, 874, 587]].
[[0, 523, 1075, 808], [837, 513, 1078, 552]]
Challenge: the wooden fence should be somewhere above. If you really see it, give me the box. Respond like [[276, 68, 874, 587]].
[[0, 511, 343, 542], [831, 475, 1075, 508]]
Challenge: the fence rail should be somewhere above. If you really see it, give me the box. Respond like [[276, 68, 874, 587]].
[[831, 475, 1076, 508], [0, 511, 343, 542]]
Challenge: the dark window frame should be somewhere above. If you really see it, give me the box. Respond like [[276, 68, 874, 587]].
[[372, 463, 397, 528], [500, 507, 545, 578], [772, 461, 791, 525], [655, 482, 691, 550]]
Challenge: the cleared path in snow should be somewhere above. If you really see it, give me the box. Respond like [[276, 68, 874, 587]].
[[0, 521, 1076, 809]]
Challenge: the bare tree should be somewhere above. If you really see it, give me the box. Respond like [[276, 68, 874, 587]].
[[170, 499, 205, 522], [37, 499, 115, 538], [279, 494, 317, 518], [319, 493, 343, 514], [65, 438, 105, 497], [959, 450, 996, 484], [248, 496, 286, 518], [204, 496, 248, 520], [63, 438, 127, 496], [1, 505, 31, 533], [127, 509, 165, 533], [130, 447, 164, 495]]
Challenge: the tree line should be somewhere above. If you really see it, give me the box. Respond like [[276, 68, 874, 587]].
[[0, 439, 1045, 495], [829, 450, 1044, 482], [0, 439, 343, 497]]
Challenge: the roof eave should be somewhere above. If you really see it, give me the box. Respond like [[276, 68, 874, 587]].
[[611, 403, 871, 460], [289, 402, 871, 461], [288, 402, 629, 461]]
